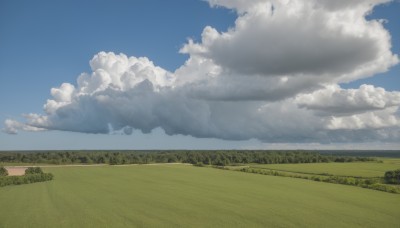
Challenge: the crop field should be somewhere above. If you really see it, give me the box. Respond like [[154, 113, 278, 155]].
[[0, 164, 399, 227], [250, 159, 400, 177]]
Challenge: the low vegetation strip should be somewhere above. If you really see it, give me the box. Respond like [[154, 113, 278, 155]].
[[249, 161, 400, 178], [213, 166, 400, 194], [0, 173, 54, 187], [0, 166, 54, 187], [246, 166, 349, 177]]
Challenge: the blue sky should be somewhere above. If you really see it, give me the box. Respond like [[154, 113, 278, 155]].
[[0, 0, 236, 115], [0, 0, 399, 150], [342, 1, 400, 91]]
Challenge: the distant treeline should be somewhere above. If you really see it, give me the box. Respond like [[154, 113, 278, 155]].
[[0, 150, 375, 165], [318, 150, 400, 158]]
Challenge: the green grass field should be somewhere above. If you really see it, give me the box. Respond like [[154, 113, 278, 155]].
[[0, 164, 399, 227], [250, 159, 400, 177]]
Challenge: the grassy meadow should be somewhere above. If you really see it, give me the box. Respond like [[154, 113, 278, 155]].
[[0, 164, 399, 227]]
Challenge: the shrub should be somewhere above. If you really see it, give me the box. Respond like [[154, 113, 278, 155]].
[[312, 176, 321, 181], [384, 169, 400, 184], [369, 183, 400, 194], [363, 178, 378, 185], [0, 172, 53, 187], [193, 162, 205, 167], [345, 177, 356, 185], [25, 167, 44, 175], [0, 166, 8, 176]]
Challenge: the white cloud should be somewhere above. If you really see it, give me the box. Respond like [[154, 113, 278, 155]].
[[296, 84, 400, 115], [326, 107, 400, 130], [295, 84, 400, 131], [3, 0, 400, 144], [194, 0, 398, 86], [208, 0, 266, 13], [3, 118, 45, 134]]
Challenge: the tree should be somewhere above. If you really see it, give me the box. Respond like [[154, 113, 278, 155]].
[[384, 169, 400, 184], [25, 167, 44, 175], [0, 166, 8, 176]]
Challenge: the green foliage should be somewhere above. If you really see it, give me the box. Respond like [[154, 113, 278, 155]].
[[0, 173, 53, 187], [368, 183, 400, 193], [193, 162, 205, 167], [0, 150, 376, 166], [25, 167, 44, 175], [384, 169, 400, 184], [0, 166, 52, 187], [319, 150, 400, 158], [0, 166, 8, 176], [1, 165, 400, 227]]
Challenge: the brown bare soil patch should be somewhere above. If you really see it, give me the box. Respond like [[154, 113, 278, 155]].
[[5, 167, 27, 176]]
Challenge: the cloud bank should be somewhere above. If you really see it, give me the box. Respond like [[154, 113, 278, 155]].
[[4, 0, 400, 143]]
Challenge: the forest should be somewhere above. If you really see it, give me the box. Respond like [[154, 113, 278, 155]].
[[0, 150, 375, 165]]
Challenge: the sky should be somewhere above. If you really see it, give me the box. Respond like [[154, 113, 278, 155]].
[[0, 0, 399, 150]]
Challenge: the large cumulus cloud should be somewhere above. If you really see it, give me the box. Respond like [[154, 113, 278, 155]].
[[186, 0, 397, 81], [4, 0, 400, 143]]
